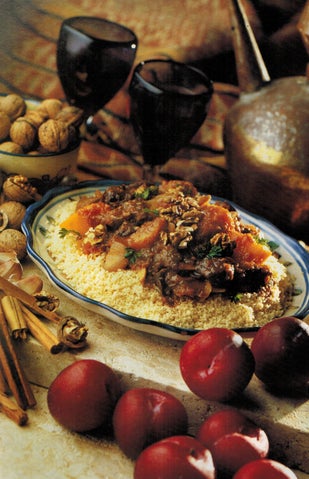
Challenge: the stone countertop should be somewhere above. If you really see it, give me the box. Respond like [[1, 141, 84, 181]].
[[0, 258, 308, 479]]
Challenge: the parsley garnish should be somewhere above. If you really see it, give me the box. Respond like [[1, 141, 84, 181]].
[[231, 293, 243, 303], [125, 248, 141, 264], [39, 226, 47, 236], [206, 244, 224, 258], [135, 185, 158, 200], [46, 215, 56, 225], [255, 237, 279, 252], [143, 207, 159, 216], [59, 228, 81, 239]]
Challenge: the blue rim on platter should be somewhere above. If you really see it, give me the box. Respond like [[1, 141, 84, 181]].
[[22, 180, 309, 341]]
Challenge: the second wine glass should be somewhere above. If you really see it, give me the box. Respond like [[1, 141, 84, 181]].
[[57, 16, 138, 128], [129, 59, 213, 180]]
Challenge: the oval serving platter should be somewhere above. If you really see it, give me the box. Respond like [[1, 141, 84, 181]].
[[22, 180, 309, 341]]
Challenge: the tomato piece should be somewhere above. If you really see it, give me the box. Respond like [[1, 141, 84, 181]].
[[125, 217, 166, 250]]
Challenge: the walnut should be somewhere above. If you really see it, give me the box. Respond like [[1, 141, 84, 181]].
[[55, 106, 84, 127], [38, 119, 70, 152], [0, 229, 27, 260], [0, 211, 8, 231], [0, 141, 24, 154], [25, 110, 46, 128], [0, 112, 11, 141], [37, 98, 63, 119], [2, 175, 41, 203], [10, 117, 37, 150], [0, 94, 26, 121], [0, 201, 26, 230]]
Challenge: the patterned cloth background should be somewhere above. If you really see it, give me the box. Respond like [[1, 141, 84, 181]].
[[0, 0, 306, 197]]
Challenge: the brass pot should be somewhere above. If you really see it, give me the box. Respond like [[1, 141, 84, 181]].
[[224, 0, 309, 242]]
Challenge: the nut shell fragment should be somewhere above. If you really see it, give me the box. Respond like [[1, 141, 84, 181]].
[[34, 292, 60, 312], [57, 316, 88, 349], [2, 175, 41, 203]]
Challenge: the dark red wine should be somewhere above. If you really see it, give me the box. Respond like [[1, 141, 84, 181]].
[[57, 17, 137, 116], [129, 60, 213, 167]]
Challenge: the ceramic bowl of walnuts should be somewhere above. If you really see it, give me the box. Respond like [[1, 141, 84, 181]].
[[0, 94, 83, 194]]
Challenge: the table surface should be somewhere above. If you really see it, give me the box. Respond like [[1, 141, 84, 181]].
[[0, 168, 308, 479]]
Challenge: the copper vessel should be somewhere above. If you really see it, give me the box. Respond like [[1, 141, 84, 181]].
[[224, 0, 309, 242]]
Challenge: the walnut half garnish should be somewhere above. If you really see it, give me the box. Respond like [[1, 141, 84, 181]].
[[161, 195, 203, 249]]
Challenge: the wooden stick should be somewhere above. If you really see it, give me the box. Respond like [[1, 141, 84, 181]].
[[21, 304, 63, 354], [0, 305, 36, 410], [0, 275, 60, 324], [0, 391, 28, 426]]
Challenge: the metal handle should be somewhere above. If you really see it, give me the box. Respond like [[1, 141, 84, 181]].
[[228, 0, 271, 93]]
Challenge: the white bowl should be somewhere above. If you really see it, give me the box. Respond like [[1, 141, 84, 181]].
[[0, 95, 80, 194]]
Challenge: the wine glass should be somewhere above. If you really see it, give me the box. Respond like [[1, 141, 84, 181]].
[[56, 16, 138, 131], [129, 59, 213, 180]]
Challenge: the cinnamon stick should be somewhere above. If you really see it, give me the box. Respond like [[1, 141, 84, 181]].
[[21, 304, 63, 354], [0, 275, 60, 324], [0, 364, 9, 394], [0, 304, 36, 409], [0, 391, 28, 426], [1, 295, 28, 340]]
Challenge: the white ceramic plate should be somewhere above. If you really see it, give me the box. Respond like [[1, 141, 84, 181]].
[[22, 180, 309, 341]]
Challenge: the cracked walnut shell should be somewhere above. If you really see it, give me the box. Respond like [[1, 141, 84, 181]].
[[38, 119, 70, 153], [2, 175, 41, 203]]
